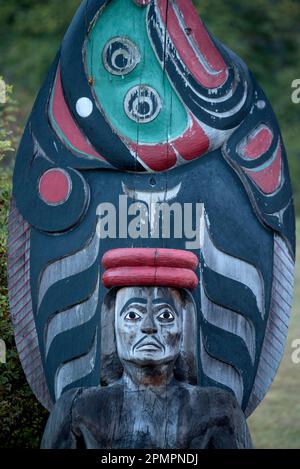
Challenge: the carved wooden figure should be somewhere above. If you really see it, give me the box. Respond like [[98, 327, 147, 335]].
[[41, 250, 252, 449], [8, 0, 295, 449]]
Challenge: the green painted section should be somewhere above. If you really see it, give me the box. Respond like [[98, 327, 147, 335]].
[[85, 0, 188, 144]]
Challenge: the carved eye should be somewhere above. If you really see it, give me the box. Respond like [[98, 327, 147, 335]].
[[125, 310, 142, 321], [124, 85, 162, 123], [157, 310, 175, 323], [102, 37, 141, 76]]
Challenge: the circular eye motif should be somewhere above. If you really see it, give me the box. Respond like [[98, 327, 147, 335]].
[[102, 37, 141, 76], [157, 310, 175, 323], [39, 168, 72, 206], [124, 85, 162, 124], [125, 310, 142, 321]]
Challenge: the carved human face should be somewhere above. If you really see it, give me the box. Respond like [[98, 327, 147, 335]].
[[115, 287, 183, 366]]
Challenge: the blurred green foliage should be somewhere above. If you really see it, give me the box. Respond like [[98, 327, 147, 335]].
[[0, 77, 21, 169], [0, 79, 14, 161], [0, 0, 80, 113]]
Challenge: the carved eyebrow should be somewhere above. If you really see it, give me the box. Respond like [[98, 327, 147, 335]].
[[119, 298, 147, 316], [152, 299, 178, 316], [152, 298, 173, 305]]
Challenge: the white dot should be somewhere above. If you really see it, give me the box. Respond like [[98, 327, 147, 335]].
[[257, 100, 266, 110], [76, 97, 93, 118]]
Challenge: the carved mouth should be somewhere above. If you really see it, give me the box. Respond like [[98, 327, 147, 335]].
[[136, 342, 162, 352]]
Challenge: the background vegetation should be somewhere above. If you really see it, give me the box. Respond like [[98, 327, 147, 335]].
[[0, 0, 299, 448]]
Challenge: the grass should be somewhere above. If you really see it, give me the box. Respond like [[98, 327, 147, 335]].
[[248, 220, 300, 448]]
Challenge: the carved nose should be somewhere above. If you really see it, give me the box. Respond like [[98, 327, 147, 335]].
[[141, 326, 158, 335], [141, 314, 158, 335]]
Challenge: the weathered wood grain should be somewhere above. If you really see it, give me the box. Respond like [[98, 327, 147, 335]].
[[245, 234, 295, 416], [8, 199, 53, 410]]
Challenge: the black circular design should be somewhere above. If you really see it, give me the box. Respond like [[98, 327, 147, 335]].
[[124, 85, 162, 123], [102, 37, 141, 76]]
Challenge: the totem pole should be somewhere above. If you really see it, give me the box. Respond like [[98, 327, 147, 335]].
[[8, 0, 295, 449]]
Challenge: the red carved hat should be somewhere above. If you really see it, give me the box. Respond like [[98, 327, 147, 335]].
[[102, 248, 199, 290]]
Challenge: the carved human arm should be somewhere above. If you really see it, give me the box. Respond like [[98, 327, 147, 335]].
[[189, 389, 253, 449], [41, 388, 82, 449], [206, 414, 252, 449]]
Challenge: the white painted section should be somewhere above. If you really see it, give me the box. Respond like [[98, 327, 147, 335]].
[[76, 97, 93, 118], [55, 330, 98, 400]]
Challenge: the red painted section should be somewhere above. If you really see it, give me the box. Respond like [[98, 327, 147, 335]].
[[39, 169, 71, 205], [129, 115, 209, 170], [243, 127, 273, 160], [245, 143, 282, 194], [52, 66, 105, 161], [173, 116, 209, 160], [157, 0, 227, 88], [102, 266, 199, 289], [130, 141, 177, 171], [102, 248, 199, 270]]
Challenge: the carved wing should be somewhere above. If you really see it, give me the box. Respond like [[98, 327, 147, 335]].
[[8, 200, 52, 410], [8, 203, 105, 408], [199, 214, 294, 416]]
